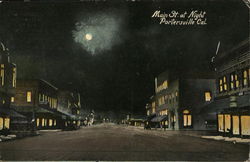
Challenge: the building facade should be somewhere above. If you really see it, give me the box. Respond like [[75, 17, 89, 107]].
[[11, 79, 60, 130], [57, 90, 81, 129], [147, 70, 216, 130], [215, 39, 250, 137], [0, 42, 27, 134]]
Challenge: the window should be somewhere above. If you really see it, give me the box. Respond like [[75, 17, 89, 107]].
[[0, 117, 3, 130], [219, 76, 227, 92], [11, 97, 14, 103], [230, 74, 235, 90], [27, 91, 32, 102], [36, 118, 40, 127], [219, 79, 223, 92], [42, 118, 45, 127], [241, 116, 250, 135], [4, 118, 10, 129], [49, 119, 53, 126], [235, 74, 239, 88], [205, 92, 211, 101], [218, 114, 224, 132], [12, 67, 16, 87], [54, 120, 57, 126], [243, 68, 249, 87], [223, 76, 227, 91], [230, 73, 240, 90], [183, 110, 192, 127], [0, 64, 4, 86], [152, 102, 156, 113], [77, 110, 80, 115]]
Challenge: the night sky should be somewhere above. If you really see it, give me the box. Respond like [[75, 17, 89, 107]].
[[0, 0, 248, 117]]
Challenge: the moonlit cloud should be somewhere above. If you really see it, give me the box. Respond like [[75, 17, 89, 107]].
[[72, 11, 124, 54]]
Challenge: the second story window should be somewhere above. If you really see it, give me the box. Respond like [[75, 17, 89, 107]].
[[230, 73, 240, 90], [0, 64, 4, 86], [152, 102, 156, 113], [243, 68, 249, 87], [230, 74, 235, 90], [27, 91, 32, 103], [223, 76, 227, 91], [219, 79, 223, 92], [12, 67, 16, 88], [11, 97, 14, 103], [219, 76, 227, 93], [205, 92, 211, 101]]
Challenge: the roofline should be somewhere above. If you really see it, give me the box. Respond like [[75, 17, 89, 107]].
[[17, 79, 58, 90]]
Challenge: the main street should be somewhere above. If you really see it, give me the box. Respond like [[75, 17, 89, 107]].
[[0, 124, 249, 161]]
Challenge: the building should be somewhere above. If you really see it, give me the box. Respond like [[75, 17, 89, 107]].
[[57, 90, 81, 129], [0, 42, 27, 135], [147, 70, 216, 130], [11, 79, 61, 130], [214, 39, 250, 137]]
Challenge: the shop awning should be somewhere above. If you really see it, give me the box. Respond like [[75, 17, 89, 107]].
[[0, 108, 27, 119], [12, 106, 55, 114], [56, 110, 77, 120], [151, 115, 168, 122], [145, 114, 156, 121]]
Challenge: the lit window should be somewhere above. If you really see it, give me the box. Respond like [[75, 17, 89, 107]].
[[183, 110, 192, 127], [49, 119, 53, 126], [11, 97, 14, 103], [0, 117, 3, 130], [152, 102, 156, 113], [235, 74, 239, 88], [243, 69, 249, 87], [230, 74, 234, 90], [4, 118, 10, 129], [27, 91, 32, 102], [42, 118, 45, 127], [223, 76, 227, 91], [219, 79, 223, 92], [205, 92, 211, 101], [77, 110, 80, 115], [54, 119, 57, 126], [36, 118, 40, 127], [12, 67, 16, 87], [0, 64, 4, 86]]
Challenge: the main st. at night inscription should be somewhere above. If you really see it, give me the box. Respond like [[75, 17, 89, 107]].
[[152, 10, 207, 25]]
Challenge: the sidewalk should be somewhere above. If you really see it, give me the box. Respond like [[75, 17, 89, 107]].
[[131, 125, 250, 144]]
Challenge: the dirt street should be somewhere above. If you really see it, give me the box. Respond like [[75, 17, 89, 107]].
[[0, 124, 248, 161]]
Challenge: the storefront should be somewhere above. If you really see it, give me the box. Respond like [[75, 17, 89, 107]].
[[217, 106, 250, 137], [151, 115, 168, 128]]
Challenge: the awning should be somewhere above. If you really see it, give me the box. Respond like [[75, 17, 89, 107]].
[[56, 110, 77, 120], [0, 108, 27, 119], [146, 114, 156, 121], [151, 115, 168, 122], [12, 106, 55, 114]]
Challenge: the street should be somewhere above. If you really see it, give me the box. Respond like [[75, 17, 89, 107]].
[[0, 124, 249, 161]]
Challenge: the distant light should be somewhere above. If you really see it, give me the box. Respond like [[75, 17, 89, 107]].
[[85, 33, 92, 41]]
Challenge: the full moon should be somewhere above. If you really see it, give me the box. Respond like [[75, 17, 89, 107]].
[[85, 33, 92, 41]]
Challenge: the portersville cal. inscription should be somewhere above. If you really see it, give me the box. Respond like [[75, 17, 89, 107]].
[[152, 10, 207, 25]]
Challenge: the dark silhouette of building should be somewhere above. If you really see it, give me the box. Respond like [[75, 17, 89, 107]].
[[0, 42, 27, 135]]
